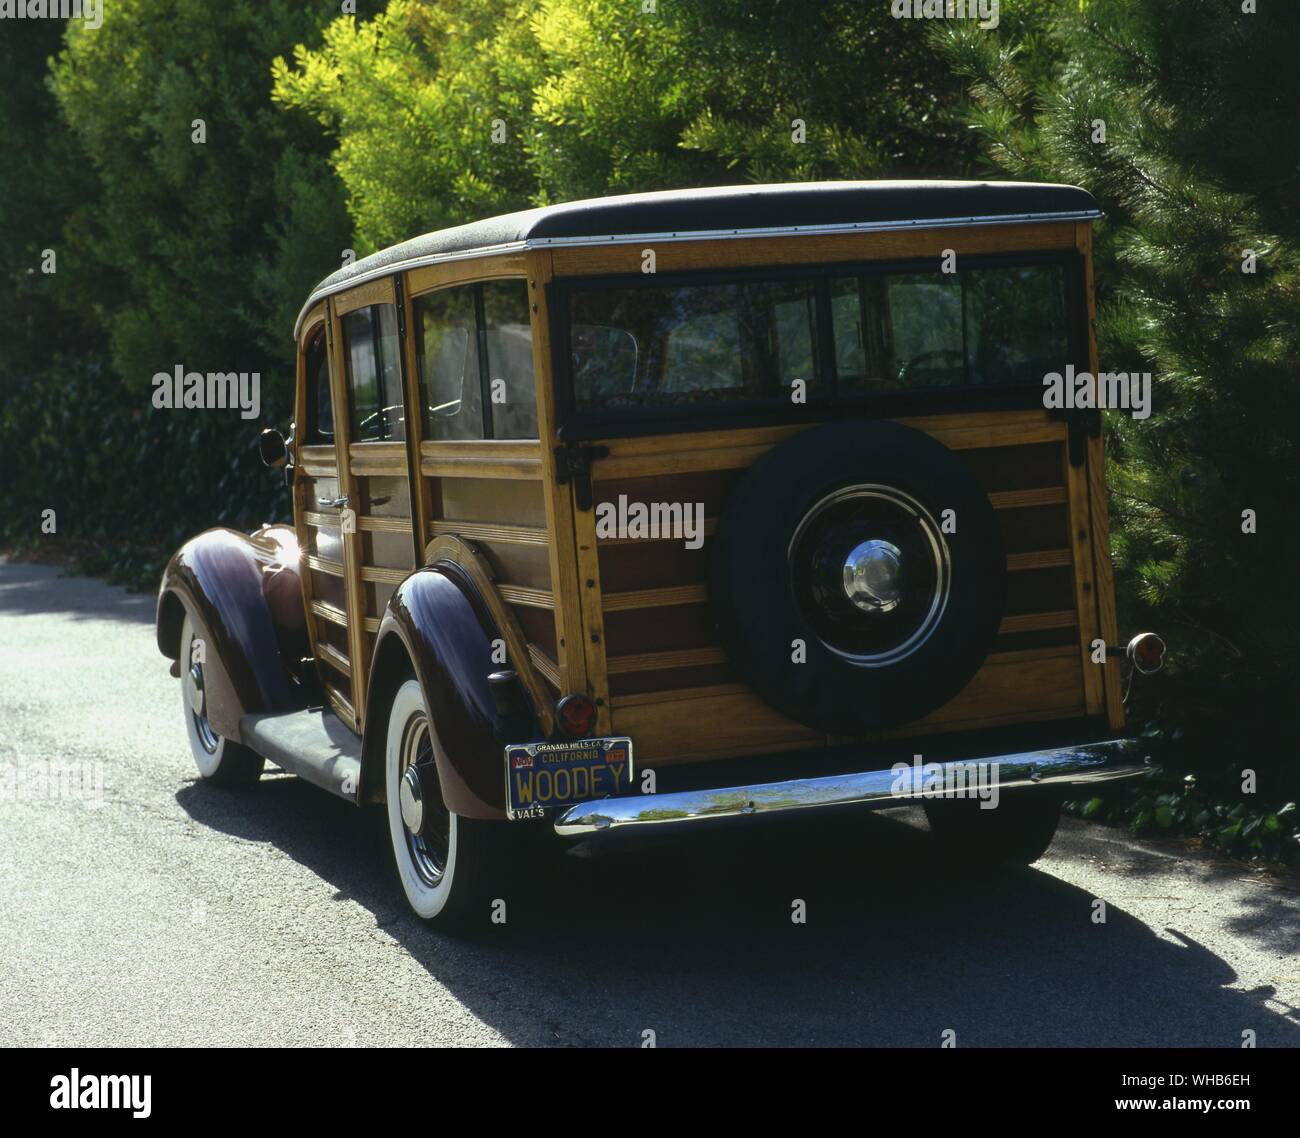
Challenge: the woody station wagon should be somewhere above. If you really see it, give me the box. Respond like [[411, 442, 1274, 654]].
[[156, 182, 1164, 928]]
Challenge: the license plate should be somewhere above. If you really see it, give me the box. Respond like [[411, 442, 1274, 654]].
[[504, 737, 634, 821]]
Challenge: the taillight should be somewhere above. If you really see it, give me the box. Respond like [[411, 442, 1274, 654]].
[[555, 693, 597, 739], [1127, 632, 1167, 675]]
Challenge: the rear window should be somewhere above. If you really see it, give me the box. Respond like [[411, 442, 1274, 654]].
[[569, 278, 821, 411], [564, 259, 1073, 418]]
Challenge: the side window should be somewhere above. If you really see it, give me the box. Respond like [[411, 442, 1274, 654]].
[[304, 326, 333, 443], [342, 303, 405, 442], [481, 280, 538, 439], [414, 280, 538, 441], [415, 286, 482, 441]]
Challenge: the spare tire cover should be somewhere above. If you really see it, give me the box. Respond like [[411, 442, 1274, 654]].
[[710, 420, 1005, 733]]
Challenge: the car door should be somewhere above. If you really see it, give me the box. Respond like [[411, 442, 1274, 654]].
[[292, 305, 365, 730], [322, 277, 418, 731]]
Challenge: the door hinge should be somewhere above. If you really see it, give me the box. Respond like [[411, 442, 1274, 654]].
[[395, 276, 406, 339], [1048, 407, 1101, 466], [555, 443, 609, 511]]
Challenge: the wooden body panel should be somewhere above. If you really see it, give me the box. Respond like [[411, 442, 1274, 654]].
[[289, 221, 1122, 761], [544, 222, 1119, 762], [580, 413, 1099, 764]]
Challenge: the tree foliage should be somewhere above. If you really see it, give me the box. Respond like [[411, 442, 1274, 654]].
[[1, 3, 348, 578], [270, 0, 992, 248], [937, 0, 1300, 835]]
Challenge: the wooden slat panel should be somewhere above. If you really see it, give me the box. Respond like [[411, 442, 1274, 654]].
[[612, 688, 820, 765], [317, 641, 352, 678], [358, 515, 412, 534], [305, 554, 345, 577], [349, 442, 408, 477], [593, 420, 1066, 480], [999, 610, 1077, 634], [603, 584, 707, 611], [611, 682, 747, 709], [310, 600, 347, 627], [423, 535, 556, 737], [889, 651, 1084, 734], [917, 421, 1064, 452], [430, 520, 548, 546], [360, 566, 409, 585], [323, 683, 357, 732], [607, 646, 727, 675], [1006, 549, 1072, 571], [421, 456, 543, 480], [497, 584, 554, 609], [527, 644, 560, 689], [306, 510, 407, 534], [598, 519, 718, 546], [597, 444, 778, 480], [332, 275, 396, 316], [406, 252, 528, 297], [989, 486, 1067, 510], [299, 452, 338, 478], [421, 439, 542, 480], [611, 648, 1086, 765]]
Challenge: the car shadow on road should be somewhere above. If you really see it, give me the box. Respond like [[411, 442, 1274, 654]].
[[177, 775, 1300, 1047]]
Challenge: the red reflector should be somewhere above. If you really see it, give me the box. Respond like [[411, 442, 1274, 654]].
[[555, 693, 597, 738], [1128, 633, 1166, 675]]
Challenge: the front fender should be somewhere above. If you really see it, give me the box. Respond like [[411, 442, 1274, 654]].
[[363, 565, 530, 820], [156, 525, 307, 740]]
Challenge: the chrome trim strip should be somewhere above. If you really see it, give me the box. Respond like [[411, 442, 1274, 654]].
[[526, 209, 1103, 249], [552, 737, 1147, 837], [293, 208, 1103, 340]]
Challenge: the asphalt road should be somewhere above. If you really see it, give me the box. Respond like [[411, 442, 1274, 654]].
[[1, 558, 1297, 1048]]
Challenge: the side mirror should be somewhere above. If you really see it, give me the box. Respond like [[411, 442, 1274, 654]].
[[258, 428, 288, 470]]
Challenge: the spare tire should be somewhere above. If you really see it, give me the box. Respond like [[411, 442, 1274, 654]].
[[710, 420, 1005, 733]]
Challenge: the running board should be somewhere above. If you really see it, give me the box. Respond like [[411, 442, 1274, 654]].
[[240, 707, 363, 804]]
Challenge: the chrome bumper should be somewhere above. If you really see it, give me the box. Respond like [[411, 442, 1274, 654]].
[[553, 737, 1149, 838]]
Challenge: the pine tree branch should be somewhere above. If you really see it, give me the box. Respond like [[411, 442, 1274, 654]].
[[1112, 491, 1214, 532], [1083, 19, 1278, 98]]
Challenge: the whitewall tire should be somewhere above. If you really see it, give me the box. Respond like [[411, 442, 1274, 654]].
[[179, 613, 263, 787], [384, 678, 519, 928]]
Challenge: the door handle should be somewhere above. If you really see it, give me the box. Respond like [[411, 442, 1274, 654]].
[[317, 495, 349, 509]]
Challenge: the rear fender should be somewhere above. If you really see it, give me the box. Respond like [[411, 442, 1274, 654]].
[[361, 563, 544, 821]]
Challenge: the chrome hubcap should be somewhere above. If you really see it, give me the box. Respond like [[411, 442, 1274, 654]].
[[788, 484, 951, 667], [399, 764, 425, 834], [187, 662, 205, 716], [842, 539, 903, 614], [400, 714, 449, 887], [184, 647, 219, 754]]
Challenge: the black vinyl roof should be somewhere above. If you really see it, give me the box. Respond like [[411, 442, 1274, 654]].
[[299, 180, 1099, 332]]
